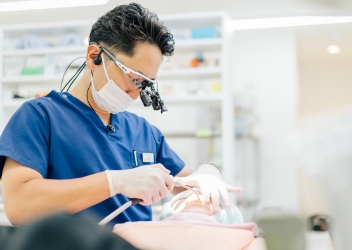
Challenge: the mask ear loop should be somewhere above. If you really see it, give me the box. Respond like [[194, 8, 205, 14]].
[[89, 71, 96, 90], [101, 53, 111, 82], [89, 70, 110, 113]]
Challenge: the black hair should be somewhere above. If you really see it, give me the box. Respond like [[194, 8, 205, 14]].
[[89, 2, 174, 57]]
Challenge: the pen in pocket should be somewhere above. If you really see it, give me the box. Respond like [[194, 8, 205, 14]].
[[133, 150, 138, 166]]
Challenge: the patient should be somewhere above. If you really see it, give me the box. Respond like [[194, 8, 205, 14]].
[[113, 187, 265, 250], [159, 187, 245, 225]]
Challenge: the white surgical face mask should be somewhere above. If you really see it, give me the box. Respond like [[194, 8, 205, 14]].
[[90, 54, 135, 114]]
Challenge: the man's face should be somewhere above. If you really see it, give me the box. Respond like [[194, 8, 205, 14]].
[[94, 42, 163, 100]]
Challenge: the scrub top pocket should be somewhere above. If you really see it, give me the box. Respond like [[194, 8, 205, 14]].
[[132, 150, 155, 167]]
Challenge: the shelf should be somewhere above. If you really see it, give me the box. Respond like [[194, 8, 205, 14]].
[[2, 19, 94, 31], [1, 99, 31, 108], [131, 94, 222, 106], [174, 38, 222, 52], [163, 132, 256, 140], [1, 67, 222, 84], [1, 75, 66, 84], [158, 67, 221, 78], [164, 132, 221, 138], [3, 46, 87, 56], [162, 94, 222, 103], [1, 94, 223, 108], [2, 39, 221, 56], [160, 12, 225, 28]]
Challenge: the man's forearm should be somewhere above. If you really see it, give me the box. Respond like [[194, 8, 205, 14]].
[[3, 169, 110, 225]]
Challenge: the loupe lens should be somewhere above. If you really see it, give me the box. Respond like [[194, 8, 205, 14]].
[[140, 90, 152, 107], [160, 101, 168, 114], [152, 96, 161, 110]]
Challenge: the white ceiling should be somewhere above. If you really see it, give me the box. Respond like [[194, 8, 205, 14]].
[[1, 0, 352, 26], [297, 22, 352, 61], [1, 0, 352, 61]]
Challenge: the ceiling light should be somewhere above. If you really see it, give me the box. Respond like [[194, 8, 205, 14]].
[[229, 16, 352, 30], [0, 0, 109, 12], [327, 45, 341, 55]]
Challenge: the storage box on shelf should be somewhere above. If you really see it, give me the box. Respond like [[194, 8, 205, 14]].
[[0, 20, 91, 130], [0, 12, 237, 198]]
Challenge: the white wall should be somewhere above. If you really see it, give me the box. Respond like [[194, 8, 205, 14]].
[[297, 57, 352, 218], [232, 29, 299, 213], [298, 59, 352, 117]]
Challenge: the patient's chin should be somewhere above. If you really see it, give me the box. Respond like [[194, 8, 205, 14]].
[[180, 202, 214, 216]]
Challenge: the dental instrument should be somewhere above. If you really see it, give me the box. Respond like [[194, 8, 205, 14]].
[[174, 180, 200, 201], [98, 181, 200, 226], [98, 198, 142, 226]]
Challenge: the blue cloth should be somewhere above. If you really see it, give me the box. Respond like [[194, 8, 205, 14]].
[[0, 90, 185, 224]]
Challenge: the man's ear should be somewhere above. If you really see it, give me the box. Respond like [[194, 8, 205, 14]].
[[86, 44, 101, 70]]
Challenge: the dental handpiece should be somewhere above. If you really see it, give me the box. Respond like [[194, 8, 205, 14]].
[[98, 181, 200, 226], [98, 198, 142, 226], [174, 180, 201, 201]]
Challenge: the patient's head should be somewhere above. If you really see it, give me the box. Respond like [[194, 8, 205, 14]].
[[171, 189, 215, 216], [160, 189, 244, 225]]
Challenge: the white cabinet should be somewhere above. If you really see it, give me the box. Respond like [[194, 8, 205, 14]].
[[0, 12, 236, 187], [130, 12, 235, 184], [0, 203, 11, 226], [0, 20, 90, 133]]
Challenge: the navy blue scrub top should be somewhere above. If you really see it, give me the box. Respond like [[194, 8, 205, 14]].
[[0, 90, 185, 224]]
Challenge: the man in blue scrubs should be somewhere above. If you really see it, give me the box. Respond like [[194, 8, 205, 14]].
[[0, 3, 239, 226]]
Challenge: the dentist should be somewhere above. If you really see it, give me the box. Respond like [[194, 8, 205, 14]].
[[0, 3, 239, 226]]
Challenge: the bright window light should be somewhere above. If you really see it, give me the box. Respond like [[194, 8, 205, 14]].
[[229, 16, 352, 30], [327, 45, 341, 55], [0, 0, 109, 12]]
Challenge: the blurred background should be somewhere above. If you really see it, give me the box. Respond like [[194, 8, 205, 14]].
[[1, 0, 352, 249]]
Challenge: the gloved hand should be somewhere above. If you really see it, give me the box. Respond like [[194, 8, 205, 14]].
[[105, 164, 174, 206], [175, 163, 243, 213]]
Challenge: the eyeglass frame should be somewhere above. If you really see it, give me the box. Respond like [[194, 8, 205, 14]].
[[89, 42, 158, 88]]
